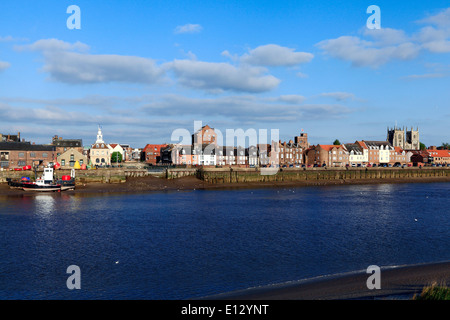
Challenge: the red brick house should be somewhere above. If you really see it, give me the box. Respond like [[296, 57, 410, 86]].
[[143, 144, 168, 165]]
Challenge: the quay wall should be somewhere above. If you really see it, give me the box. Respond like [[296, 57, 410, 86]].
[[1, 167, 448, 185], [197, 167, 450, 184]]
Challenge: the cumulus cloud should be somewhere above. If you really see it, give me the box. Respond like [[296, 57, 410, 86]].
[[0, 61, 10, 72], [320, 92, 356, 101], [402, 73, 446, 80], [165, 59, 280, 93], [317, 35, 420, 68], [16, 39, 164, 84], [174, 24, 203, 34], [418, 8, 450, 28], [141, 94, 352, 122], [318, 7, 450, 67], [241, 44, 314, 67]]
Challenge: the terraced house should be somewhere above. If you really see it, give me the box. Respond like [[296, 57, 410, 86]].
[[305, 144, 349, 167]]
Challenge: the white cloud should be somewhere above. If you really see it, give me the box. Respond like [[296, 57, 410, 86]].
[[317, 35, 420, 68], [141, 94, 352, 122], [318, 8, 450, 67], [165, 59, 280, 93], [241, 44, 313, 67], [402, 73, 446, 80], [416, 26, 450, 53], [174, 24, 203, 34], [16, 38, 90, 53], [320, 92, 356, 101], [277, 95, 306, 104], [16, 39, 164, 84], [418, 8, 450, 28], [0, 61, 10, 72]]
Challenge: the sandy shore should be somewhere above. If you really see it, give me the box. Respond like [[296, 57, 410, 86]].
[[1, 175, 450, 196], [203, 261, 450, 300]]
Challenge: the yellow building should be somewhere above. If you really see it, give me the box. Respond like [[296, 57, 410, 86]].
[[57, 148, 87, 169]]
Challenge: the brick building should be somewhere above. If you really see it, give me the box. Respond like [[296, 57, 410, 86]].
[[0, 141, 56, 169], [278, 140, 303, 166], [52, 136, 83, 156], [192, 124, 218, 146], [143, 144, 168, 165], [305, 144, 349, 167]]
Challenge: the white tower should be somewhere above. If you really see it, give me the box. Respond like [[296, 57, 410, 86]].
[[96, 125, 104, 144]]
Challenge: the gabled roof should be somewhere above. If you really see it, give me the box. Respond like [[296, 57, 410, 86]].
[[427, 149, 450, 157], [318, 144, 343, 151]]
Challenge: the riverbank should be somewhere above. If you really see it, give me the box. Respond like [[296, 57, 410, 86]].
[[1, 175, 450, 195], [203, 261, 450, 300]]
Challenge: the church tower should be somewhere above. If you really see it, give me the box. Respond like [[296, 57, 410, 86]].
[[387, 126, 419, 150], [405, 127, 419, 150], [387, 126, 404, 148]]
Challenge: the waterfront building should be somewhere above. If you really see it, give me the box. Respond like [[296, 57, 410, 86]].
[[142, 144, 168, 165], [0, 141, 55, 169], [427, 149, 450, 165], [57, 147, 87, 169], [363, 141, 394, 165], [108, 143, 125, 163], [90, 126, 111, 167], [278, 140, 303, 166], [52, 136, 83, 157], [306, 144, 349, 167]]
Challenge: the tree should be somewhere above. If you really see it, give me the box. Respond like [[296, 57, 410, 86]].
[[420, 142, 426, 151], [111, 151, 122, 163], [441, 142, 449, 150], [333, 139, 341, 145]]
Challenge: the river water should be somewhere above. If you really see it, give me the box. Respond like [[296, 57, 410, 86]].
[[0, 182, 449, 299]]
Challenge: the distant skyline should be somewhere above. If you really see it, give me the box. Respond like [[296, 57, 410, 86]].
[[0, 1, 449, 147]]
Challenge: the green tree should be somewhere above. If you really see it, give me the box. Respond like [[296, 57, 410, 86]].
[[333, 139, 341, 145], [111, 151, 123, 163], [441, 142, 449, 149], [420, 142, 426, 150]]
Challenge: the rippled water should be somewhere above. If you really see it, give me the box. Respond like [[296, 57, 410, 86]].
[[0, 182, 449, 299]]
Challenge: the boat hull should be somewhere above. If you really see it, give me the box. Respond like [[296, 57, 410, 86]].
[[22, 184, 62, 192]]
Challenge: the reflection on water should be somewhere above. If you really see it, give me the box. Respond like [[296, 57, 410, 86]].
[[0, 182, 449, 299], [34, 195, 56, 217]]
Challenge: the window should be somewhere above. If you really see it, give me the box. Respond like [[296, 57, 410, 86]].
[[18, 161, 26, 166], [42, 153, 48, 158], [80, 159, 83, 165], [96, 158, 99, 163], [30, 152, 36, 158], [70, 155, 74, 161], [18, 152, 25, 158], [61, 159, 66, 166]]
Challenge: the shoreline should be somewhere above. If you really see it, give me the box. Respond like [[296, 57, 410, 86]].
[[202, 261, 450, 300], [1, 175, 450, 196]]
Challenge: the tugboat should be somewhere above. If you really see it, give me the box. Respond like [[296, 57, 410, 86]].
[[8, 162, 77, 192], [22, 166, 62, 192]]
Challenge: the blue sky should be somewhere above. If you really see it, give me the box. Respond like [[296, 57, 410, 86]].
[[0, 0, 449, 147]]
